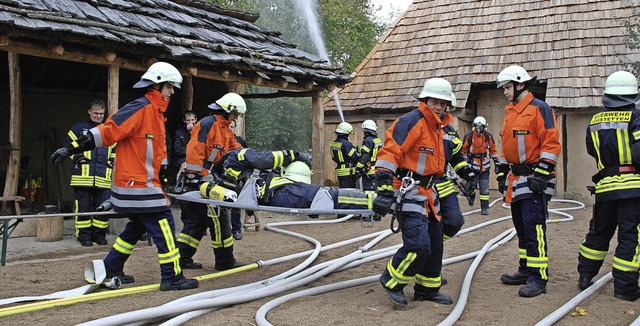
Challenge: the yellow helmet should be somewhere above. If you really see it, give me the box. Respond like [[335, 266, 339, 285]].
[[282, 161, 313, 184], [209, 93, 247, 114], [604, 71, 638, 95], [335, 122, 353, 135], [417, 78, 455, 102]]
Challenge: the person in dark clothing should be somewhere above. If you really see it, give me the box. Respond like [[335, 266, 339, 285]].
[[173, 110, 197, 173], [330, 122, 359, 188], [65, 99, 115, 246], [355, 120, 382, 191]]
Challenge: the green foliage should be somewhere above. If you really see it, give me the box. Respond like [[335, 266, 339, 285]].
[[622, 7, 640, 76], [205, 0, 383, 151]]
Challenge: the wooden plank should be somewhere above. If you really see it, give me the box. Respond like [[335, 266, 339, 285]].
[[311, 93, 325, 185], [181, 75, 193, 111], [107, 65, 119, 115], [2, 52, 22, 214]]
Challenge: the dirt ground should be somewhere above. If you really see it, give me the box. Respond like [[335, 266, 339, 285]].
[[1, 192, 638, 326]]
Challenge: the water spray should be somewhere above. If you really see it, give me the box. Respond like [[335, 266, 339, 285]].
[[294, 0, 345, 122]]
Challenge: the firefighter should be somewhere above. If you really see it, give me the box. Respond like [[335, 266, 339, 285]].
[[176, 92, 247, 271], [461, 116, 499, 215], [495, 65, 561, 298], [201, 152, 371, 213], [173, 110, 197, 176], [355, 120, 382, 191], [578, 71, 640, 301], [373, 77, 454, 309], [330, 122, 359, 188], [435, 95, 476, 239], [66, 99, 115, 246], [51, 62, 198, 291]]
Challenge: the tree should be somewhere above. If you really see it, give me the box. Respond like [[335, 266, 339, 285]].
[[206, 0, 383, 151], [622, 7, 640, 76]]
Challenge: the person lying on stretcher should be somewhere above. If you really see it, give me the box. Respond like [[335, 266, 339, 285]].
[[198, 148, 376, 217]]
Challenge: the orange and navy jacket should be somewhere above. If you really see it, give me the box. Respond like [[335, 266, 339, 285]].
[[434, 113, 471, 199], [66, 119, 115, 189], [375, 102, 445, 220], [185, 114, 242, 176], [461, 130, 498, 173], [499, 92, 562, 203], [90, 89, 170, 213]]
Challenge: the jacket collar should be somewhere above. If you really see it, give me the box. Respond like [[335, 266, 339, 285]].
[[213, 114, 231, 127], [505, 92, 534, 114], [418, 102, 444, 127], [146, 88, 169, 113]]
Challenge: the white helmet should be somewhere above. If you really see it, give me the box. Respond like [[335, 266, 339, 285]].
[[604, 71, 638, 95], [417, 78, 455, 102], [473, 116, 487, 127], [335, 122, 353, 135], [282, 161, 313, 184], [362, 120, 377, 131], [496, 65, 533, 88], [133, 62, 183, 89], [209, 93, 247, 114], [450, 92, 457, 108]]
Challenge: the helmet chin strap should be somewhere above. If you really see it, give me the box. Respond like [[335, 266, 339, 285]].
[[512, 81, 527, 102]]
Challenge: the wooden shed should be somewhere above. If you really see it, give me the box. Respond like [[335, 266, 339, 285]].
[[324, 0, 640, 201], [0, 0, 351, 212]]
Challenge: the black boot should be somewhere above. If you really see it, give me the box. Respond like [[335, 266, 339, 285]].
[[518, 281, 546, 297], [215, 261, 246, 271], [500, 271, 528, 285], [180, 258, 203, 269], [106, 269, 135, 284], [578, 275, 593, 290], [414, 291, 454, 305], [379, 278, 408, 309], [614, 289, 640, 301], [159, 276, 199, 291], [480, 201, 489, 215]]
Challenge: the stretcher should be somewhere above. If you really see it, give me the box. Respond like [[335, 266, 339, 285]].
[[170, 175, 374, 219]]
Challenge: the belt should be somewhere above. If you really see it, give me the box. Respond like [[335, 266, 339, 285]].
[[472, 154, 486, 158], [592, 165, 637, 183], [510, 164, 535, 176], [396, 168, 436, 188]]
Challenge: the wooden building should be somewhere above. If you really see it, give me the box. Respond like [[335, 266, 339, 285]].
[[324, 0, 640, 201], [0, 0, 351, 212]]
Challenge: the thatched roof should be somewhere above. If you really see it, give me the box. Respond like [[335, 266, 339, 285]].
[[0, 0, 351, 90], [326, 0, 639, 112]]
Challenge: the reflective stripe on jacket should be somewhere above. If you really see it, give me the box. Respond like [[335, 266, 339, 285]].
[[330, 135, 359, 176], [375, 102, 445, 219], [357, 133, 382, 174], [461, 130, 498, 173], [587, 104, 640, 201], [67, 119, 115, 188], [185, 114, 242, 176], [499, 92, 561, 203], [91, 89, 170, 213], [435, 117, 470, 198]]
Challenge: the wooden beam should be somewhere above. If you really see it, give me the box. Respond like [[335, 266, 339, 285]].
[[0, 40, 334, 92], [104, 51, 117, 62], [3, 52, 22, 214], [51, 44, 64, 56], [0, 35, 9, 46], [187, 66, 198, 76], [107, 65, 119, 115], [182, 75, 194, 111], [241, 90, 319, 98], [311, 92, 325, 185]]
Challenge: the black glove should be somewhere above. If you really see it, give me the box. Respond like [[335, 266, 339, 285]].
[[73, 155, 88, 165], [497, 175, 507, 195], [51, 133, 95, 165], [458, 165, 475, 182], [355, 164, 367, 177], [493, 159, 500, 174], [528, 176, 547, 194], [294, 151, 312, 167], [533, 160, 555, 178], [373, 169, 395, 216], [51, 147, 71, 165], [159, 165, 169, 187], [463, 179, 477, 206], [372, 194, 394, 216]]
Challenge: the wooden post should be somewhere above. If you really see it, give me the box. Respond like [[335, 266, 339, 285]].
[[182, 75, 193, 111], [107, 65, 119, 115], [556, 114, 565, 198], [227, 82, 245, 138], [312, 92, 325, 185], [2, 52, 22, 214]]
